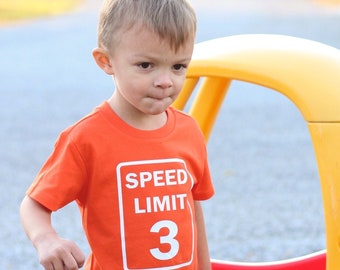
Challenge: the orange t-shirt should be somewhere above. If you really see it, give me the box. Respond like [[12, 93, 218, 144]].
[[27, 101, 214, 270]]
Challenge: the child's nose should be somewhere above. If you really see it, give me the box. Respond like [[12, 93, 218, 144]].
[[153, 74, 173, 88]]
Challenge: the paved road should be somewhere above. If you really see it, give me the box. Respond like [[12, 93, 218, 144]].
[[1, 0, 340, 269]]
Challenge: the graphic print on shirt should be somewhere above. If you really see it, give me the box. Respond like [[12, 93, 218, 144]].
[[116, 158, 195, 270]]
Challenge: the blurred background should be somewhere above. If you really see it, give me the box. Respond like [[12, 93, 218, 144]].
[[1, 0, 340, 269]]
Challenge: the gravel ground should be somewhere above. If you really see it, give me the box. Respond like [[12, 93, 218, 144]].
[[1, 0, 340, 269]]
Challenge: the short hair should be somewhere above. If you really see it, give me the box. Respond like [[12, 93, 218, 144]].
[[97, 0, 197, 52]]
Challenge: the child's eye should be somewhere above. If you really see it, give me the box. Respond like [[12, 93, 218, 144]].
[[173, 64, 187, 71], [138, 62, 152, 69]]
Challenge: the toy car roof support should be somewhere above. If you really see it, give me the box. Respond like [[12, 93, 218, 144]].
[[173, 34, 340, 270]]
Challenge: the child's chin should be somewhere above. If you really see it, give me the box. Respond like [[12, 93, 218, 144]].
[[147, 101, 171, 114]]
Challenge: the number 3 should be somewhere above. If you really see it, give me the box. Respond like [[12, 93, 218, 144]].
[[150, 220, 179, 260]]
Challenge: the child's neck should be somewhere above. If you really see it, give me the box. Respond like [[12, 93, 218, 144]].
[[107, 95, 168, 131]]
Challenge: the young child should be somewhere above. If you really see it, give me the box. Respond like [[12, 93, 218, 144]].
[[20, 0, 214, 269]]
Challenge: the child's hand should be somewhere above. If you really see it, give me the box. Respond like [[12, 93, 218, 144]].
[[36, 234, 85, 270], [20, 196, 85, 269]]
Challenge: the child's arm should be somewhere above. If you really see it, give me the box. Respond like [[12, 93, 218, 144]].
[[194, 200, 212, 270], [20, 195, 85, 270]]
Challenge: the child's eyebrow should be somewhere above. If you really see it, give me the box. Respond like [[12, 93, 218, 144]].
[[131, 53, 192, 63], [176, 57, 192, 63]]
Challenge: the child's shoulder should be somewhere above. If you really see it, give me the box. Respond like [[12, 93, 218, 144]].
[[169, 106, 196, 122], [61, 102, 107, 138], [170, 106, 191, 119], [169, 106, 202, 132]]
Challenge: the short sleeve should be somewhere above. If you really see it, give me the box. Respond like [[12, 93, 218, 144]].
[[27, 131, 87, 211], [191, 139, 214, 201]]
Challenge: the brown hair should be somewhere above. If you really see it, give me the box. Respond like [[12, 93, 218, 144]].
[[97, 0, 196, 52]]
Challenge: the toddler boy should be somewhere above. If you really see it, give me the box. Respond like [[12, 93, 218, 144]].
[[20, 0, 214, 269]]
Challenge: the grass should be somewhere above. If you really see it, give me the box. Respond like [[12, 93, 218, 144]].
[[1, 0, 339, 26], [0, 0, 82, 25]]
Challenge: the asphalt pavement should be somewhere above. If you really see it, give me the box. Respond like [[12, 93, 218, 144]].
[[1, 0, 340, 269]]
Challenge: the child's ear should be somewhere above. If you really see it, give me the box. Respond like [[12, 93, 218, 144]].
[[92, 48, 114, 75]]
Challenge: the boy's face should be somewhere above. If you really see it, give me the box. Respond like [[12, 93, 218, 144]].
[[108, 25, 194, 116]]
